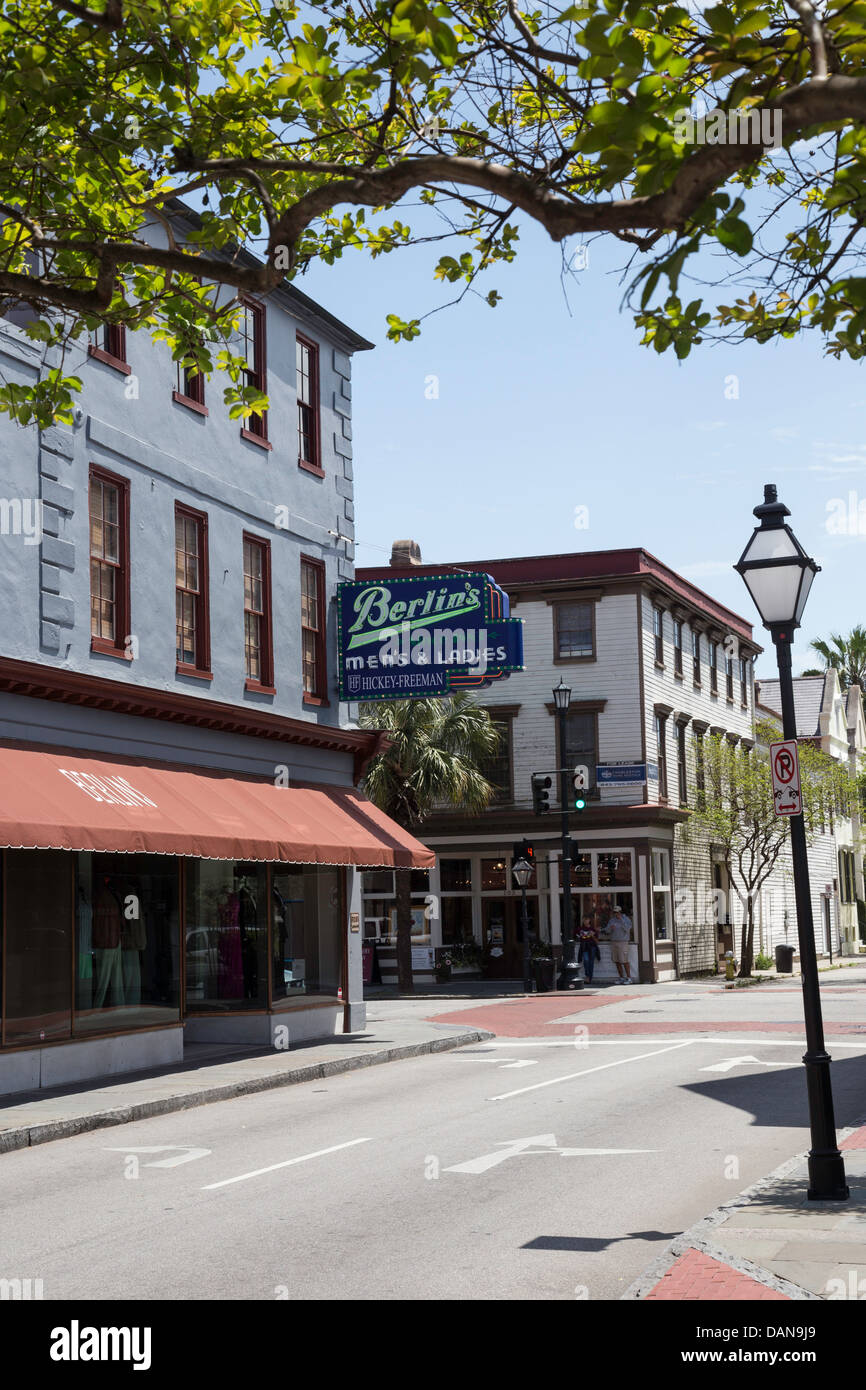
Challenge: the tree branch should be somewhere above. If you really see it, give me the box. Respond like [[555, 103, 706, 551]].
[[786, 0, 829, 81], [49, 0, 123, 29], [177, 74, 866, 263], [505, 0, 583, 69]]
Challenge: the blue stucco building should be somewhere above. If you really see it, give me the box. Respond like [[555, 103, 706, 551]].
[[0, 207, 431, 1095]]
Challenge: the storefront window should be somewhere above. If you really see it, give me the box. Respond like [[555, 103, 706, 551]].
[[75, 853, 180, 1035], [185, 862, 268, 1011], [571, 853, 592, 887], [597, 853, 632, 887], [440, 859, 472, 892], [571, 892, 634, 942], [362, 869, 393, 895], [480, 857, 507, 891], [363, 898, 391, 940], [271, 866, 307, 999], [4, 849, 73, 1044], [652, 849, 672, 940], [441, 897, 473, 944]]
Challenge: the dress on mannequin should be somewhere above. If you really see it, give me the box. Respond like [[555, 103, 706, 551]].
[[217, 891, 243, 998], [93, 879, 124, 1008]]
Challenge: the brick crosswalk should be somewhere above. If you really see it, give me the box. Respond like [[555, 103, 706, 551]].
[[644, 1249, 789, 1301]]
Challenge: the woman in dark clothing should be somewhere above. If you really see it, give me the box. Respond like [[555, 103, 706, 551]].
[[577, 915, 600, 985]]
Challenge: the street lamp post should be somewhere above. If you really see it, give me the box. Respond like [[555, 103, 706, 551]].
[[512, 857, 534, 994], [735, 484, 849, 1202], [553, 679, 583, 990]]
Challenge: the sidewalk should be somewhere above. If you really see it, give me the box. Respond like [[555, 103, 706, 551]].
[[0, 1013, 493, 1155], [625, 1122, 866, 1301]]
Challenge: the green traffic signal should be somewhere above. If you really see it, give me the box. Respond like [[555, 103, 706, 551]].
[[574, 797, 586, 810]]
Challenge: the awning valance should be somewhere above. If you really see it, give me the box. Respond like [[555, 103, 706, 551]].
[[0, 745, 434, 868]]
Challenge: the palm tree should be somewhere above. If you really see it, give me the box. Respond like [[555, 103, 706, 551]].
[[359, 694, 501, 993], [807, 627, 866, 695]]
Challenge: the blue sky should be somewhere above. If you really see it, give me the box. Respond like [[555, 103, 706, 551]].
[[300, 218, 866, 683]]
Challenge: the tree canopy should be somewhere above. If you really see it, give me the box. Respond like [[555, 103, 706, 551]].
[[804, 625, 866, 686], [4, 0, 866, 423]]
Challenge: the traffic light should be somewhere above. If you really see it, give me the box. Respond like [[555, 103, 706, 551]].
[[531, 774, 551, 815], [573, 764, 588, 812], [512, 839, 535, 866]]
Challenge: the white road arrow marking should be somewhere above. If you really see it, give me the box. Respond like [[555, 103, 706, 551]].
[[444, 1134, 654, 1175], [700, 1056, 791, 1073], [104, 1145, 212, 1168]]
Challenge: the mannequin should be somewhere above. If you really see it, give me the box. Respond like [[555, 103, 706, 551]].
[[121, 875, 146, 1008], [93, 876, 124, 1008]]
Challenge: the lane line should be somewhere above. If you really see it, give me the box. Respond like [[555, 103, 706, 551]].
[[202, 1138, 372, 1190], [487, 1041, 695, 1102]]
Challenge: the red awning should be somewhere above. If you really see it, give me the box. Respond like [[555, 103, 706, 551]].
[[0, 745, 434, 868]]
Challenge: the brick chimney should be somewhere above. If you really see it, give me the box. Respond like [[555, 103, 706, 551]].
[[390, 539, 422, 568]]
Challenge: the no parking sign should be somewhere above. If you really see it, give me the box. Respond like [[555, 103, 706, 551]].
[[769, 739, 802, 817]]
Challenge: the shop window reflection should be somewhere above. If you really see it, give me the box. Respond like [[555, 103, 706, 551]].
[[185, 861, 268, 1011], [75, 853, 180, 1034], [480, 858, 506, 891], [440, 859, 472, 892]]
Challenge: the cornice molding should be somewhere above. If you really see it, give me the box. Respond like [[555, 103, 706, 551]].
[[0, 655, 381, 782], [544, 699, 607, 716]]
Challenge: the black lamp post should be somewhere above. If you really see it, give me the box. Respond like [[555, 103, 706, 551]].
[[512, 856, 534, 994], [553, 679, 583, 990], [735, 483, 848, 1202]]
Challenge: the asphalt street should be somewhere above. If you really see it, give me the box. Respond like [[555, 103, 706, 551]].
[[2, 970, 865, 1301]]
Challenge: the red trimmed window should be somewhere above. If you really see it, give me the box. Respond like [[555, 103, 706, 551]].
[[174, 359, 207, 414], [239, 299, 269, 446], [297, 335, 322, 474], [244, 534, 274, 691], [175, 505, 211, 676], [301, 557, 327, 703], [89, 466, 130, 657], [89, 323, 130, 374]]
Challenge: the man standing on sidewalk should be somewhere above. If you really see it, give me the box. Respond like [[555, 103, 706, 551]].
[[607, 906, 633, 984]]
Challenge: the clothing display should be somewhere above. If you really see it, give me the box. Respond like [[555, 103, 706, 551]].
[[217, 892, 244, 998], [93, 880, 124, 1007]]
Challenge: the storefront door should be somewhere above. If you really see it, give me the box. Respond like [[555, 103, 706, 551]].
[[482, 899, 512, 977], [482, 898, 537, 978]]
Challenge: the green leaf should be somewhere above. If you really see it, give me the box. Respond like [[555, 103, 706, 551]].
[[717, 217, 754, 256]]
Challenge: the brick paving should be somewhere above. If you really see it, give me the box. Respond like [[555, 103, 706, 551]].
[[644, 1248, 789, 1301], [840, 1124, 866, 1151], [427, 996, 866, 1039]]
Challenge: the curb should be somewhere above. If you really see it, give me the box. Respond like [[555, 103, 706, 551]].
[[0, 1027, 494, 1155], [622, 1115, 866, 1301]]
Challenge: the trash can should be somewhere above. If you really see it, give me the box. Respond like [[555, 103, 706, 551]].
[[775, 943, 795, 974], [533, 959, 555, 993]]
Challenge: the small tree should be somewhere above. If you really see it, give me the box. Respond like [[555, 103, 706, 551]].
[[359, 694, 500, 993], [683, 721, 855, 977]]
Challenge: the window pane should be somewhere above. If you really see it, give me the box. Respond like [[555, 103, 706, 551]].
[[597, 853, 632, 887], [480, 857, 506, 891], [3, 849, 73, 1043], [185, 861, 268, 1011], [478, 717, 511, 801], [557, 602, 592, 658], [564, 712, 597, 789], [75, 852, 181, 1033], [440, 859, 472, 892], [442, 897, 473, 945]]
